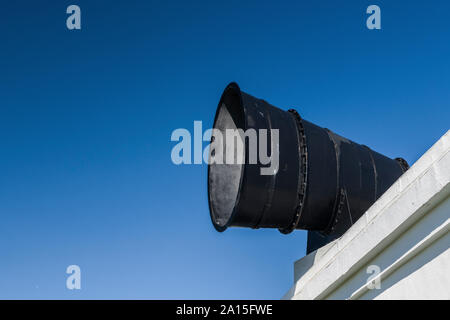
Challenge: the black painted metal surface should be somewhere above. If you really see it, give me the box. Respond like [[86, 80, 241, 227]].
[[207, 83, 408, 253]]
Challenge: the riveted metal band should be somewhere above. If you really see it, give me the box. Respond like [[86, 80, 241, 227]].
[[279, 109, 308, 234], [395, 157, 410, 173]]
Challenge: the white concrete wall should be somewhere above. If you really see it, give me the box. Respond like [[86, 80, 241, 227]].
[[327, 196, 449, 300]]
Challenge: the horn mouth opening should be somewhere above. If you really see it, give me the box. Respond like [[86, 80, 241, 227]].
[[207, 83, 246, 231]]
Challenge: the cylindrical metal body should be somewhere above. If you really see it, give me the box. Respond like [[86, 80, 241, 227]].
[[207, 83, 408, 251]]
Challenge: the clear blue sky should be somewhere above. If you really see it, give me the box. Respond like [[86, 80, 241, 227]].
[[0, 1, 449, 299]]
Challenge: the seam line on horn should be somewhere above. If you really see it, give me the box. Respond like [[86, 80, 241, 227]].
[[322, 129, 342, 234], [253, 100, 276, 229]]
